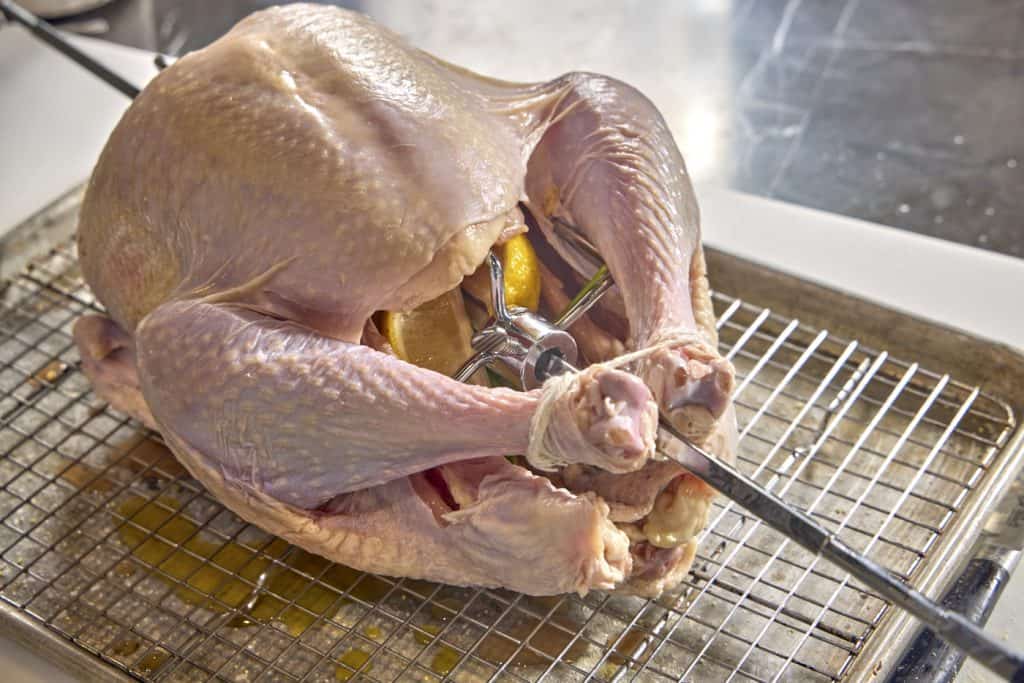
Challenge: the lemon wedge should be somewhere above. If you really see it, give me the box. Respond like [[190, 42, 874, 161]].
[[380, 288, 477, 377], [462, 233, 541, 312], [381, 233, 541, 383]]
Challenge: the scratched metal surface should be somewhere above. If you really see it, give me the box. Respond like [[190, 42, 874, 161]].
[[51, 0, 1024, 259]]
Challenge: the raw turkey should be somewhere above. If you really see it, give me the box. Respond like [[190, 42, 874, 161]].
[[74, 3, 737, 597]]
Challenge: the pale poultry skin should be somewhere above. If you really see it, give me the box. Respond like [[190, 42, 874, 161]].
[[74, 4, 737, 596]]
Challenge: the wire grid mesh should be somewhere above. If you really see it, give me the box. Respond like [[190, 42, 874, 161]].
[[0, 240, 1014, 683]]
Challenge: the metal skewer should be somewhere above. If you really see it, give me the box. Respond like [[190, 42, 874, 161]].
[[0, 0, 140, 98], [6, 2, 1021, 676]]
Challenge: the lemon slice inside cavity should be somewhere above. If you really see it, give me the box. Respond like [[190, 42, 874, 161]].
[[380, 288, 476, 377], [462, 233, 541, 312], [381, 233, 541, 383]]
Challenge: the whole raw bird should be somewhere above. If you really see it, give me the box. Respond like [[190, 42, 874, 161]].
[[74, 4, 737, 596]]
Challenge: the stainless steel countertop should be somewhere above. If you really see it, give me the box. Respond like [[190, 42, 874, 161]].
[[47, 0, 1024, 260]]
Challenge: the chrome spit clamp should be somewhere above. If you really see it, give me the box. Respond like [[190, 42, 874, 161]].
[[454, 251, 585, 389]]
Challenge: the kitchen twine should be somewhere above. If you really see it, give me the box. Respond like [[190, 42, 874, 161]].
[[526, 328, 710, 472]]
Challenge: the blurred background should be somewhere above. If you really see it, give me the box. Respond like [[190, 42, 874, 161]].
[[21, 0, 1024, 259]]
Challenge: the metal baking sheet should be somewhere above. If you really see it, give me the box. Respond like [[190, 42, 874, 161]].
[[0, 186, 1021, 682]]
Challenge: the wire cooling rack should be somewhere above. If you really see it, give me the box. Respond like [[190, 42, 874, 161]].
[[0, 235, 1016, 682]]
